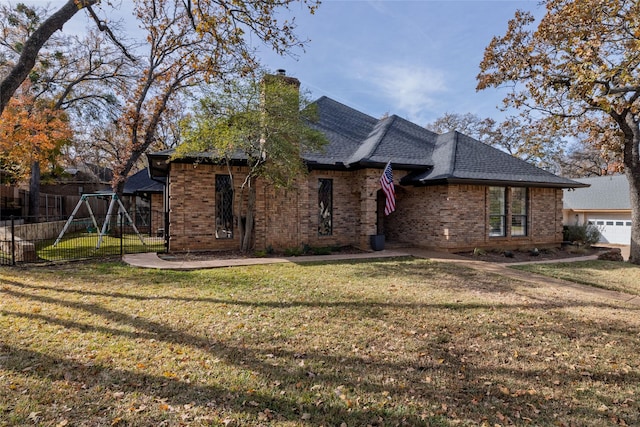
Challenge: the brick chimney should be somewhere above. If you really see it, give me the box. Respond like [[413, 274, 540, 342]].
[[261, 69, 300, 120]]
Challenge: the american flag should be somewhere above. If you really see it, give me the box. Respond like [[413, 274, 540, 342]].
[[380, 161, 396, 215]]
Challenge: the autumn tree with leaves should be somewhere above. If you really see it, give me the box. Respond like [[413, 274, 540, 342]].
[[0, 87, 72, 214], [177, 73, 326, 251], [477, 0, 640, 263], [1, 0, 320, 196], [1, 2, 132, 218]]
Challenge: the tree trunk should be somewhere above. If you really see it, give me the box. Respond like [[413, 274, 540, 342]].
[[626, 169, 640, 264], [0, 0, 97, 115], [28, 160, 40, 223], [623, 115, 640, 265], [241, 183, 256, 252]]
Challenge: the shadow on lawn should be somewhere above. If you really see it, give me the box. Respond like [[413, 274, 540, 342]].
[[2, 285, 434, 425], [2, 274, 640, 426], [4, 277, 639, 313]]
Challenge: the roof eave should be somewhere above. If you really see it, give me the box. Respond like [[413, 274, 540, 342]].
[[406, 177, 591, 189], [147, 152, 171, 178]]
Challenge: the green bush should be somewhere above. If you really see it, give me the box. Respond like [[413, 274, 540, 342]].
[[311, 246, 332, 255], [284, 246, 303, 256], [563, 224, 601, 247]]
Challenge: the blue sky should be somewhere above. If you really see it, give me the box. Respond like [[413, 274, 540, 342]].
[[256, 0, 543, 125], [7, 0, 542, 125]]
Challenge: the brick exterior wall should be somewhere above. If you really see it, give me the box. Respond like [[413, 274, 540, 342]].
[[253, 169, 366, 250], [169, 163, 240, 251], [167, 162, 565, 253], [386, 183, 564, 251]]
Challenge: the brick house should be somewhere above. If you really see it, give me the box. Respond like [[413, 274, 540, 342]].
[[148, 93, 587, 253]]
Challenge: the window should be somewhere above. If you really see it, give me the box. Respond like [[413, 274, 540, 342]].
[[489, 187, 506, 237], [511, 187, 528, 236], [134, 194, 151, 227], [318, 179, 333, 236], [606, 221, 614, 226], [616, 221, 624, 226], [215, 175, 233, 239], [596, 221, 604, 225], [626, 222, 632, 226]]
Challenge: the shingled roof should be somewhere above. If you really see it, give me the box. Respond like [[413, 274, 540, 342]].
[[123, 168, 165, 195], [302, 97, 584, 188], [148, 95, 585, 188], [563, 175, 630, 210]]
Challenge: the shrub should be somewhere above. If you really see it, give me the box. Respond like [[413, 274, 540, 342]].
[[563, 224, 601, 247], [284, 246, 303, 256], [311, 246, 332, 255]]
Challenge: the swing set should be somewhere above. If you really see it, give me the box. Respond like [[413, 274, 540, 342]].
[[53, 193, 146, 249]]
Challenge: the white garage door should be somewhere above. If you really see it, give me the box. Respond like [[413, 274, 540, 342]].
[[588, 214, 632, 244]]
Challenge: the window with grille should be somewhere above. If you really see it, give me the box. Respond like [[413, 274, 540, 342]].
[[134, 195, 151, 227], [215, 175, 233, 239], [318, 179, 333, 236], [511, 187, 528, 236], [489, 186, 506, 237]]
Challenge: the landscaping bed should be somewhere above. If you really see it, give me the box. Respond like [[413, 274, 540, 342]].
[[456, 246, 606, 263]]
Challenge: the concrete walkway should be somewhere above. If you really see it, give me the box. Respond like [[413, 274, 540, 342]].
[[123, 249, 416, 270], [123, 248, 640, 307]]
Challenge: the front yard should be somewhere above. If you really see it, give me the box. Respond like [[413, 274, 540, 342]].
[[1, 258, 639, 426], [513, 260, 640, 296]]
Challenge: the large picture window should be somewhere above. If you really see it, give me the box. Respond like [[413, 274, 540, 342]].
[[511, 187, 528, 236], [215, 175, 233, 239], [489, 187, 506, 237], [318, 178, 333, 236]]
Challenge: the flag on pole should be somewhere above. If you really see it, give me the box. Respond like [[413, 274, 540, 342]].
[[380, 161, 396, 215]]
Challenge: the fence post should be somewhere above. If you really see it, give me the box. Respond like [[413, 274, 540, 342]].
[[10, 216, 15, 266], [164, 211, 169, 252], [120, 212, 124, 257]]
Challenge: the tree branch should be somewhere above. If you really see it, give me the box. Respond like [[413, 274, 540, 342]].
[[0, 0, 99, 115], [85, 5, 137, 62]]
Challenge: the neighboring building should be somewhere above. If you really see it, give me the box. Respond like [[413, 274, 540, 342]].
[[40, 163, 113, 197], [563, 175, 631, 245], [122, 169, 166, 237], [148, 80, 586, 253]]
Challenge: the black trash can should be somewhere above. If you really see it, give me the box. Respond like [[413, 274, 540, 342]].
[[370, 234, 385, 251]]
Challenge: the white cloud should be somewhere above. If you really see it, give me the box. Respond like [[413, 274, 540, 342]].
[[364, 63, 448, 123]]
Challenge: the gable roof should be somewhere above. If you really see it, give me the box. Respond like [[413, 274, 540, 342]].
[[304, 97, 437, 168], [148, 95, 585, 189], [563, 175, 630, 210]]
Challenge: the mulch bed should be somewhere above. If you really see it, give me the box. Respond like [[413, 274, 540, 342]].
[[455, 246, 606, 263]]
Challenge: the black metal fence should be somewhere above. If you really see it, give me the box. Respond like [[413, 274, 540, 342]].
[[0, 211, 167, 266]]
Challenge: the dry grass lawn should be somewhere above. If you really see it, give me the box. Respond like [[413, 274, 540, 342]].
[[1, 258, 639, 426], [513, 260, 640, 296]]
